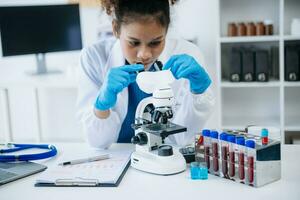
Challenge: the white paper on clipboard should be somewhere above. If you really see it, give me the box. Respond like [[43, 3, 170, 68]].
[[35, 149, 133, 186]]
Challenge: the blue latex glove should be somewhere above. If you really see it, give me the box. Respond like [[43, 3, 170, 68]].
[[163, 54, 211, 94], [94, 64, 144, 111]]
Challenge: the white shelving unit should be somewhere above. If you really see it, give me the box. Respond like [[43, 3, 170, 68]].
[[220, 35, 280, 43], [221, 81, 281, 88], [217, 0, 300, 144]]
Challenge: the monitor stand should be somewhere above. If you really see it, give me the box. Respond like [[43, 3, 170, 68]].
[[27, 53, 62, 75]]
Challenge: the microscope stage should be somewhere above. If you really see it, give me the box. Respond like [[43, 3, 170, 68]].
[[141, 122, 187, 139]]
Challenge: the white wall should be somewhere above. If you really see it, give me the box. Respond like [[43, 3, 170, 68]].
[[172, 0, 219, 129], [0, 0, 219, 141]]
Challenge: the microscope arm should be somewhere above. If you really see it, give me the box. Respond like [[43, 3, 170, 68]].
[[135, 97, 154, 124]]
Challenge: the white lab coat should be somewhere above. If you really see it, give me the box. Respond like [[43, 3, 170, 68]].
[[77, 37, 215, 149]]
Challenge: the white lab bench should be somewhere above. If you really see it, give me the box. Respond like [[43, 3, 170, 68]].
[[0, 143, 299, 200], [0, 64, 84, 143]]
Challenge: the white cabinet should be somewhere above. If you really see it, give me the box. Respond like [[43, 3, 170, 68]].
[[217, 0, 300, 144], [0, 88, 10, 142], [284, 87, 300, 130], [0, 65, 84, 143], [8, 87, 40, 142], [38, 88, 84, 142]]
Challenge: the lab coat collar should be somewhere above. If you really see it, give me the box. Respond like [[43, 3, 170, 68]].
[[106, 39, 125, 69]]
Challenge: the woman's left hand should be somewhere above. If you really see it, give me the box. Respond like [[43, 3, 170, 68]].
[[163, 54, 212, 94]]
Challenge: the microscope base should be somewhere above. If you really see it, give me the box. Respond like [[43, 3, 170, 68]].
[[131, 150, 186, 175]]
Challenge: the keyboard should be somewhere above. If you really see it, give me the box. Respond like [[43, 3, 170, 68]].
[[0, 169, 17, 181]]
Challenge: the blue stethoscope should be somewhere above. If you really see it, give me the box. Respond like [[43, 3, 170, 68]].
[[0, 143, 57, 162]]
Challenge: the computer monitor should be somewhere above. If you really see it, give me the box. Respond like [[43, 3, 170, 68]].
[[0, 4, 82, 75]]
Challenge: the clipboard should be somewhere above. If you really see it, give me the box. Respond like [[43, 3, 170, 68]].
[[35, 150, 132, 187]]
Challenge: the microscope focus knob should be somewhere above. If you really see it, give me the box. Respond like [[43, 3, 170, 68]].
[[158, 145, 173, 156], [131, 132, 148, 145]]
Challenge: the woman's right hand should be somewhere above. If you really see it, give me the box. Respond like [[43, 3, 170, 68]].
[[94, 64, 144, 111]]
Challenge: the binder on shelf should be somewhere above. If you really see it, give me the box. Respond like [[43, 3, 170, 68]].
[[255, 50, 269, 82], [285, 45, 299, 81], [242, 48, 255, 82], [270, 46, 279, 80], [230, 48, 242, 82], [35, 150, 132, 187]]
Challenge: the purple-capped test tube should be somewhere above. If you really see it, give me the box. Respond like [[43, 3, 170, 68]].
[[210, 131, 219, 173], [202, 129, 211, 170], [227, 135, 236, 179], [246, 140, 255, 185], [220, 132, 228, 178], [236, 137, 245, 182]]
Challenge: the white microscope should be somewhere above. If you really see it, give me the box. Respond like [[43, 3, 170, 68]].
[[130, 70, 187, 175]]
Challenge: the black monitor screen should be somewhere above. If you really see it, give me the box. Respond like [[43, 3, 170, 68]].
[[0, 4, 82, 56]]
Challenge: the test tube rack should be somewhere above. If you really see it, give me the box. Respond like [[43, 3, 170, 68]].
[[195, 131, 281, 187]]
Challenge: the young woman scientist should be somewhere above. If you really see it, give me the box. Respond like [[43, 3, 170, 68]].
[[77, 0, 215, 149]]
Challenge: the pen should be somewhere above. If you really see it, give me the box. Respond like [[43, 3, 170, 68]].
[[58, 154, 110, 166]]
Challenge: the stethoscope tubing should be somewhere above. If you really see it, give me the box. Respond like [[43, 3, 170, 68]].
[[0, 143, 57, 162]]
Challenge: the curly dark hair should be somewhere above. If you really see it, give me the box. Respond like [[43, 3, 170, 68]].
[[99, 0, 179, 32]]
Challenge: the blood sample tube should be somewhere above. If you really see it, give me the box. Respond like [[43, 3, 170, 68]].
[[210, 131, 219, 173], [227, 135, 236, 179], [236, 137, 245, 182], [261, 128, 269, 145], [245, 140, 256, 185], [220, 132, 228, 178], [202, 129, 211, 171]]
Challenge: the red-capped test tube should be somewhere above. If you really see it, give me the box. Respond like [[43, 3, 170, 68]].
[[245, 140, 256, 185], [227, 135, 236, 179], [236, 137, 245, 182], [220, 132, 228, 178], [202, 129, 211, 170], [210, 131, 219, 173], [261, 128, 269, 145]]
